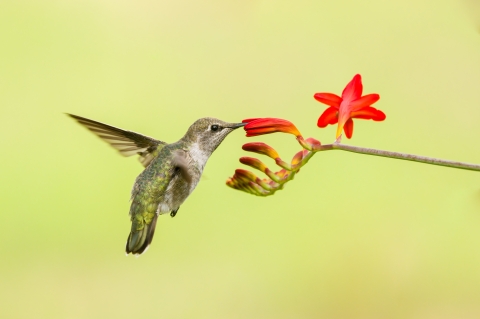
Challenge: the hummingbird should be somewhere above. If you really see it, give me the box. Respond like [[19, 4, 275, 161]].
[[67, 114, 245, 255]]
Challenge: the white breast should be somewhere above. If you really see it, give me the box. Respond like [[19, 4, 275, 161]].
[[189, 142, 210, 171]]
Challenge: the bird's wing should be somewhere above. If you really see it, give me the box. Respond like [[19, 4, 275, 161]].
[[171, 149, 193, 185], [67, 113, 166, 167]]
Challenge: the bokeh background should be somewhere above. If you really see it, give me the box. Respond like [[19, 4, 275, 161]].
[[1, 0, 480, 318]]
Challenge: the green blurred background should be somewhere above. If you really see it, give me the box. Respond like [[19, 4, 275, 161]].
[[1, 0, 480, 318]]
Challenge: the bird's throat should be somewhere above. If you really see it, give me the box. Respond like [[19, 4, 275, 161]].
[[189, 142, 210, 171]]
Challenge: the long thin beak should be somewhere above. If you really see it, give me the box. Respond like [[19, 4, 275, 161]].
[[228, 122, 247, 129]]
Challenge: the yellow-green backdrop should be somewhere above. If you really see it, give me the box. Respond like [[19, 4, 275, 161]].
[[1, 1, 479, 318]]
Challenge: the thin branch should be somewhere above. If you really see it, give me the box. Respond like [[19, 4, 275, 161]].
[[314, 143, 480, 172]]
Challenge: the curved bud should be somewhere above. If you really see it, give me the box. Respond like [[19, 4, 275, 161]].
[[305, 137, 321, 148], [291, 149, 309, 166], [275, 169, 289, 180], [234, 169, 258, 182], [242, 142, 280, 159], [240, 157, 268, 173], [248, 181, 270, 196]]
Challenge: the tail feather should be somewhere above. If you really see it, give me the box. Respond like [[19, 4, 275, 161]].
[[126, 215, 158, 255]]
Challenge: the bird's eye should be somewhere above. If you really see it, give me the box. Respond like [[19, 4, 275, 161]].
[[210, 124, 219, 132]]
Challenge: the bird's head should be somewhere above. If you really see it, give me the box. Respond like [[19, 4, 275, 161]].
[[183, 117, 245, 155]]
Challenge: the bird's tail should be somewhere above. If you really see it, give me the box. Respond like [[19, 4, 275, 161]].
[[125, 214, 159, 255]]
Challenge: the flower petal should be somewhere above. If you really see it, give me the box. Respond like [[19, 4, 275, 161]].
[[351, 106, 386, 121], [343, 118, 354, 139], [245, 127, 282, 137], [244, 118, 302, 137], [317, 106, 338, 128], [341, 74, 363, 103], [313, 93, 342, 107], [242, 118, 260, 123], [336, 106, 350, 138], [349, 94, 380, 112]]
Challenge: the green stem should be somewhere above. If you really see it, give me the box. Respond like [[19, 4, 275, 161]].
[[314, 143, 480, 172]]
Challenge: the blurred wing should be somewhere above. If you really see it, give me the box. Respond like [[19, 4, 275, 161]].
[[172, 149, 193, 185], [67, 113, 166, 167]]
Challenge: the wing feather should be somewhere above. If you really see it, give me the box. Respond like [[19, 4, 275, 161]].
[[67, 113, 166, 167]]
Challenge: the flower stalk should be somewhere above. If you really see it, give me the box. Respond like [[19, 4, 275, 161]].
[[318, 143, 480, 172]]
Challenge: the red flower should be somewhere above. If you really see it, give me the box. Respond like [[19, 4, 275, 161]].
[[314, 74, 386, 139], [243, 118, 302, 137]]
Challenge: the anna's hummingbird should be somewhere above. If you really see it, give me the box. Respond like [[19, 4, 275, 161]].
[[67, 114, 245, 255]]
